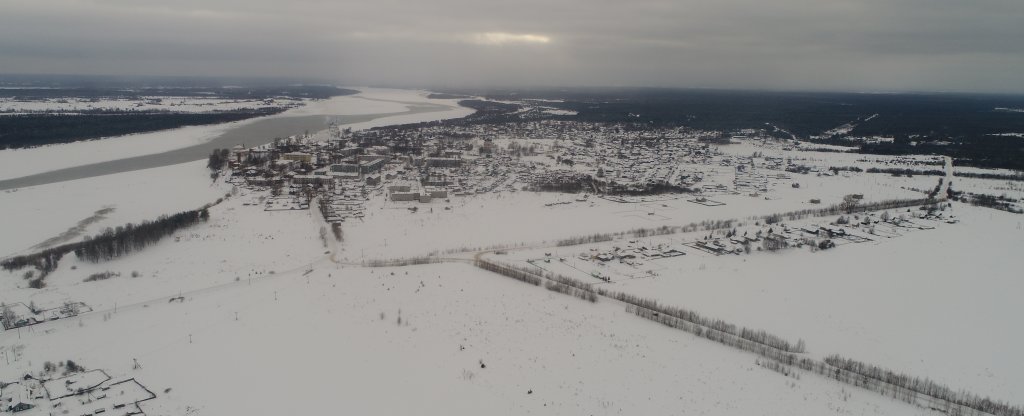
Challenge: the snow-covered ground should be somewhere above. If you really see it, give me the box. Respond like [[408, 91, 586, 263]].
[[0, 161, 1018, 414], [1, 101, 1021, 414], [0, 88, 472, 181], [0, 160, 225, 258], [949, 176, 1024, 199], [1, 261, 940, 416], [342, 171, 936, 260], [3, 190, 329, 302], [494, 203, 1024, 404]]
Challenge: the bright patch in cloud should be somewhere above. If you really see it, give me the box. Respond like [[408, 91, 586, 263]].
[[471, 32, 551, 45]]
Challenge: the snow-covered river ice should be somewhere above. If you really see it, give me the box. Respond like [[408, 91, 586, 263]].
[[0, 99, 451, 190]]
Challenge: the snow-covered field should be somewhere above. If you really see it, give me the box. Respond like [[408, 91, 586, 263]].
[[342, 171, 937, 260], [494, 203, 1024, 404], [0, 181, 941, 414], [0, 88, 471, 181], [1, 94, 1021, 414], [0, 185, 323, 306], [0, 161, 1019, 414], [1, 260, 940, 416], [0, 160, 225, 258]]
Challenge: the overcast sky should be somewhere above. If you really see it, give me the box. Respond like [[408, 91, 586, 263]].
[[1, 0, 1022, 93]]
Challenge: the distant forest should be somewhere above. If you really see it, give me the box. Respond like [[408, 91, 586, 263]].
[[441, 88, 1024, 170], [0, 110, 281, 149], [0, 84, 356, 100], [0, 85, 356, 149]]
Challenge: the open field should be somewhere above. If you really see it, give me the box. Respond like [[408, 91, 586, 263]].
[[493, 204, 1024, 403], [1, 261, 940, 416]]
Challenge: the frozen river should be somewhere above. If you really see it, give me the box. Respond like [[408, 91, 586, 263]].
[[0, 100, 451, 190]]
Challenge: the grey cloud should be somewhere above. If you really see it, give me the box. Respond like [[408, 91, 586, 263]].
[[0, 0, 1021, 92]]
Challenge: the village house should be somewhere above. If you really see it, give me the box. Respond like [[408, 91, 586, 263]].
[[0, 383, 34, 413]]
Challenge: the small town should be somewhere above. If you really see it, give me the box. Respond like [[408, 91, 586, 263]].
[[222, 119, 909, 225], [2, 2, 1024, 411]]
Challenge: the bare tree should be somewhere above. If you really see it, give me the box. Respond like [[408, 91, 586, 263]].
[[0, 303, 16, 329], [841, 194, 860, 213], [60, 301, 81, 317]]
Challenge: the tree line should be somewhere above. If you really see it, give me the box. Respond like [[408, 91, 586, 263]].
[[865, 167, 945, 177], [953, 171, 1024, 182], [363, 256, 442, 268], [0, 110, 283, 149], [474, 258, 543, 286], [603, 290, 806, 353], [74, 209, 209, 263], [758, 197, 940, 225], [1, 208, 210, 287], [824, 355, 1022, 416], [473, 197, 1021, 416], [948, 189, 1024, 214], [474, 258, 600, 303], [475, 257, 804, 353], [556, 220, 736, 247], [624, 288, 1020, 416]]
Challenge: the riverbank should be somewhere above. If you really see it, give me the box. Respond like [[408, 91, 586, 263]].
[[0, 88, 472, 186]]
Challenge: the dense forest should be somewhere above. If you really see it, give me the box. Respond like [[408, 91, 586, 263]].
[[0, 110, 283, 149], [450, 87, 1024, 135], [0, 82, 356, 100], [0, 83, 356, 148], [858, 135, 1024, 170]]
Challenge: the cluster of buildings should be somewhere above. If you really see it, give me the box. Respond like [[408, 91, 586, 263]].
[[580, 241, 688, 266], [1, 301, 90, 331], [225, 120, 826, 226], [0, 370, 155, 416]]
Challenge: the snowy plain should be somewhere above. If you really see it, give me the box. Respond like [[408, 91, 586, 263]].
[[1, 259, 942, 416], [0, 91, 1021, 415], [494, 204, 1024, 404]]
